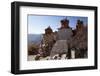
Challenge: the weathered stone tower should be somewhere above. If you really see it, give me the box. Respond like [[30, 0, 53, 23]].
[[42, 26, 55, 56], [76, 20, 84, 31], [50, 18, 73, 57]]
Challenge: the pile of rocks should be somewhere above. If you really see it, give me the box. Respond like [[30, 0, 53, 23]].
[[28, 53, 68, 61]]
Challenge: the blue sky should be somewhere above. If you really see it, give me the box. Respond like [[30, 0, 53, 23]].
[[28, 15, 88, 34]]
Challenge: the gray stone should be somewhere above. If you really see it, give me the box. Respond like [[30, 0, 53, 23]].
[[57, 28, 73, 40], [50, 28, 73, 57], [50, 40, 68, 57]]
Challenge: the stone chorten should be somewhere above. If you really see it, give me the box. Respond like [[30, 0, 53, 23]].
[[50, 18, 73, 57]]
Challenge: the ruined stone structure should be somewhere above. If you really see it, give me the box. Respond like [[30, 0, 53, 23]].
[[70, 20, 87, 58], [28, 17, 88, 61], [50, 18, 73, 57], [41, 18, 87, 58], [42, 26, 56, 56]]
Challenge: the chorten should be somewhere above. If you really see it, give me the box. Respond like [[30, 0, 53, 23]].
[[50, 18, 73, 57]]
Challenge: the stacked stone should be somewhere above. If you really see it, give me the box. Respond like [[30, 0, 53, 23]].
[[50, 18, 73, 57]]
